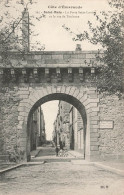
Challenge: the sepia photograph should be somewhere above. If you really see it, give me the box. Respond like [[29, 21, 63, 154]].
[[0, 0, 124, 195]]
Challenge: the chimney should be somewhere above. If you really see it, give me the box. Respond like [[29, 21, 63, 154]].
[[75, 44, 82, 51], [22, 8, 30, 52]]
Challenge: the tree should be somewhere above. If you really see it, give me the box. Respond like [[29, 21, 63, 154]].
[[0, 0, 45, 66], [63, 0, 124, 96]]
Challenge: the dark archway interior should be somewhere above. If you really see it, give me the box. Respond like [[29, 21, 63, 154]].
[[27, 93, 87, 160]]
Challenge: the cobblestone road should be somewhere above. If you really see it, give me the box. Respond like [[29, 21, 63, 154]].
[[0, 147, 124, 195]]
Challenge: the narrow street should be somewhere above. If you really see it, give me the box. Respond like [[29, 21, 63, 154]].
[[0, 146, 124, 195], [36, 145, 56, 157], [31, 145, 75, 163]]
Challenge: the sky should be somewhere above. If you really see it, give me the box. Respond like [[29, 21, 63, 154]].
[[41, 101, 59, 140], [0, 0, 112, 51]]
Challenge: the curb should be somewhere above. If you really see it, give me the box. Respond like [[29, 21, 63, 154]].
[[93, 162, 124, 177], [0, 164, 23, 174], [70, 160, 124, 176], [35, 149, 42, 157], [23, 162, 45, 165], [68, 151, 84, 158], [30, 148, 42, 158], [0, 161, 46, 174]]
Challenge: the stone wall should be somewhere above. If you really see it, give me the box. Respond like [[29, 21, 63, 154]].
[[0, 86, 4, 154], [0, 84, 22, 161], [98, 93, 124, 161]]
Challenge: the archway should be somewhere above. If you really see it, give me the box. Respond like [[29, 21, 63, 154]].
[[27, 93, 87, 161]]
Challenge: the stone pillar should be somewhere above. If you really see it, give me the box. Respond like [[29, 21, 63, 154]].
[[22, 8, 30, 52]]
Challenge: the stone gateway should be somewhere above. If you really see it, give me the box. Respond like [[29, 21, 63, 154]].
[[0, 8, 124, 163]]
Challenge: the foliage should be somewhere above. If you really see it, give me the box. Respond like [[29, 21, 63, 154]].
[[0, 0, 45, 57], [63, 0, 124, 95]]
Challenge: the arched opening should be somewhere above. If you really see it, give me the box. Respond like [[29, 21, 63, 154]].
[[27, 93, 87, 161]]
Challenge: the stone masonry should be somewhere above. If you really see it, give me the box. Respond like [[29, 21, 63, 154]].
[[0, 77, 124, 162]]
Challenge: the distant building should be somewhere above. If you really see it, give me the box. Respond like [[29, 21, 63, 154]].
[[53, 101, 70, 149], [30, 107, 46, 151], [69, 106, 84, 154], [38, 108, 46, 146], [53, 101, 84, 155]]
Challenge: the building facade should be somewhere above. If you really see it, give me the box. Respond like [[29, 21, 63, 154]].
[[69, 106, 84, 154], [53, 101, 84, 155], [53, 101, 70, 149], [30, 107, 46, 151]]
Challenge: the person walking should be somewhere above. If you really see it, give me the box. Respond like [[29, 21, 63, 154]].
[[55, 147, 59, 156]]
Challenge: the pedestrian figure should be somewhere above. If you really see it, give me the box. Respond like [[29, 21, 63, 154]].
[[59, 149, 63, 157], [55, 147, 59, 156], [60, 141, 63, 150]]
